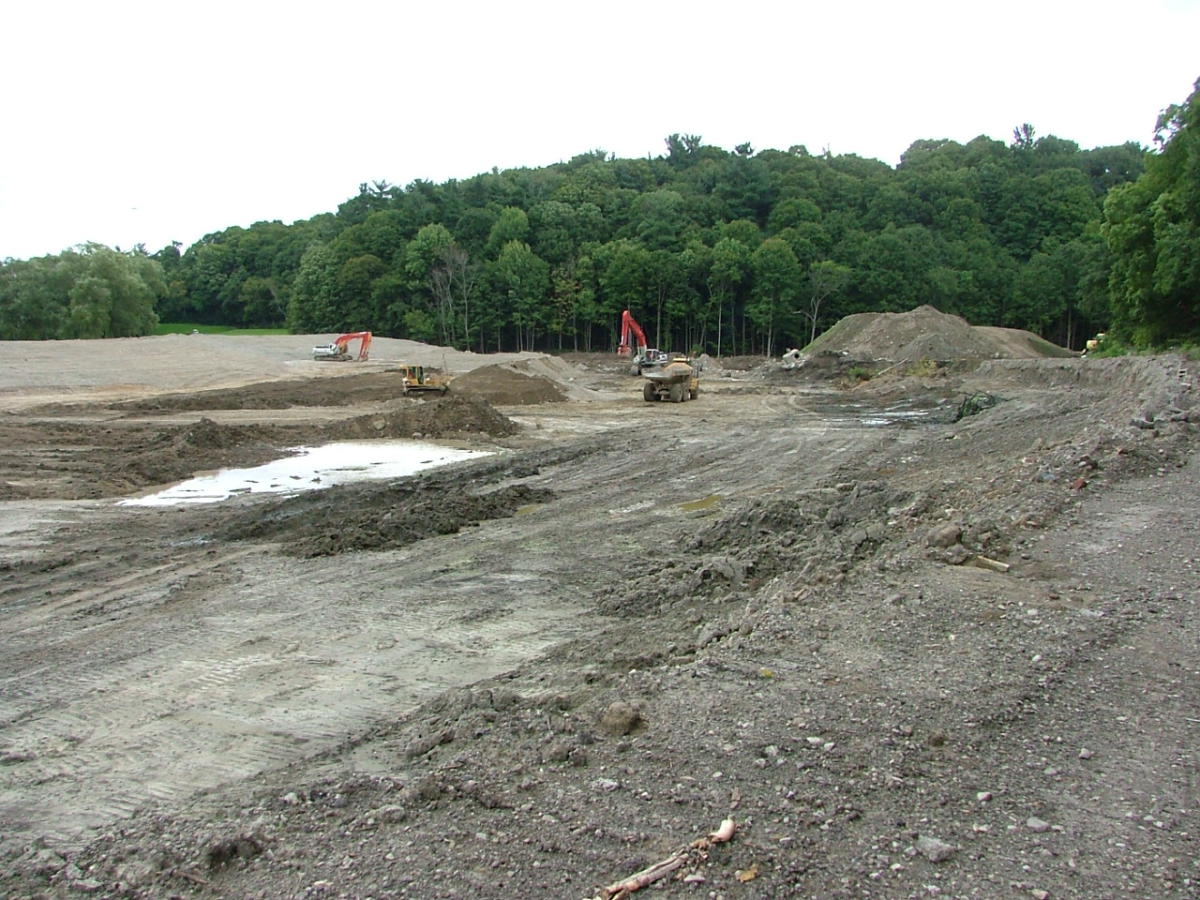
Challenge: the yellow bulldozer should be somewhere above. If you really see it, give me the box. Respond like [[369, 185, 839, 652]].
[[398, 365, 450, 395]]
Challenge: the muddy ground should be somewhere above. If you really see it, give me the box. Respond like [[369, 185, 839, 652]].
[[0, 341, 1197, 899]]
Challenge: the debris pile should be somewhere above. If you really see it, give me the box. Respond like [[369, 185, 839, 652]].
[[329, 394, 520, 439]]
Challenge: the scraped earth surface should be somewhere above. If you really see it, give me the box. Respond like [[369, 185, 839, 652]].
[[0, 329, 1197, 899]]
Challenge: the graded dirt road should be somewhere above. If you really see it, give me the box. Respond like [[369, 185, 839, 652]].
[[0, 336, 1197, 899]]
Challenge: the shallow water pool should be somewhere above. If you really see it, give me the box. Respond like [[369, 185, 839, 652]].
[[120, 440, 492, 507]]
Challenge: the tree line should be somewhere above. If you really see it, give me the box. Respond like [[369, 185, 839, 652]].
[[3, 79, 1197, 352], [0, 244, 161, 340]]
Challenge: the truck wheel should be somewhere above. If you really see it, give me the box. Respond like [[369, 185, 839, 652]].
[[690, 387, 699, 400], [643, 382, 657, 402], [669, 383, 684, 403]]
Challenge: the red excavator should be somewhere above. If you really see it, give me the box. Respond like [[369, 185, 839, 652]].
[[312, 331, 372, 361], [617, 310, 668, 375]]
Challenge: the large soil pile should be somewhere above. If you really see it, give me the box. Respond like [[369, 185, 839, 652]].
[[805, 305, 1076, 361], [450, 357, 613, 404], [449, 365, 567, 405], [326, 394, 520, 440]]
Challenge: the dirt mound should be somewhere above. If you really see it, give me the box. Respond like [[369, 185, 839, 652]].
[[219, 477, 555, 557], [211, 441, 600, 556], [0, 395, 520, 501], [218, 475, 554, 561], [329, 394, 520, 440], [449, 364, 567, 405], [600, 481, 906, 617], [806, 305, 1075, 361], [120, 420, 285, 488], [174, 417, 254, 449], [116, 372, 418, 411], [974, 325, 1078, 359], [559, 352, 637, 375]]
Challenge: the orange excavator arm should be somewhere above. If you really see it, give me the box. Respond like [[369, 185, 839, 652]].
[[335, 331, 372, 361], [617, 310, 647, 357]]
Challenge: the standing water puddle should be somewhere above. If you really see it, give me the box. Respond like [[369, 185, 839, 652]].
[[120, 440, 492, 507], [797, 396, 950, 427]]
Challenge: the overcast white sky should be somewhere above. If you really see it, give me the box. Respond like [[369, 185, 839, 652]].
[[2, 0, 1197, 261]]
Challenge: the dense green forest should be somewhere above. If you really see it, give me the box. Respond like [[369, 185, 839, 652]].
[[3, 79, 1197, 352], [0, 244, 162, 340]]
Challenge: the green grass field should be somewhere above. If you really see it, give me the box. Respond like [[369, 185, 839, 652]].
[[153, 323, 289, 336]]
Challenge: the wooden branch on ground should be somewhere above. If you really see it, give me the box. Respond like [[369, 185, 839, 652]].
[[596, 818, 736, 900], [970, 555, 1011, 573], [172, 868, 211, 886]]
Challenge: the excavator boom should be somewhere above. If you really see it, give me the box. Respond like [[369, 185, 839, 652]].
[[618, 310, 669, 374], [313, 331, 371, 361], [617, 310, 647, 357], [338, 331, 371, 361]]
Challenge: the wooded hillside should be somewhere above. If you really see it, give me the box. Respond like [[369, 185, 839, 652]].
[[4, 78, 1198, 352]]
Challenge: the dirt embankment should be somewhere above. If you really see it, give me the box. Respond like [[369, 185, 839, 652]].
[[0, 334, 571, 412], [212, 447, 589, 557], [0, 392, 520, 501], [113, 373, 436, 411]]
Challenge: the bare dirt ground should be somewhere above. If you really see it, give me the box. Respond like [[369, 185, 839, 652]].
[[0, 331, 1197, 899]]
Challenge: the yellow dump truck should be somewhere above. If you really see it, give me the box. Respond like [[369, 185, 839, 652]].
[[641, 358, 699, 403]]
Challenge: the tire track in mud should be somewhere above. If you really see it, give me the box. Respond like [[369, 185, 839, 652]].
[[0, 397, 936, 859], [2, 543, 260, 629], [0, 509, 601, 857], [1, 534, 289, 851]]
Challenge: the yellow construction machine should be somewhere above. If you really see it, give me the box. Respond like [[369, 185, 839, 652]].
[[398, 365, 450, 395], [641, 357, 699, 403]]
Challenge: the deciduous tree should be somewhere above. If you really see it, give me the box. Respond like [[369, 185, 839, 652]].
[[748, 238, 800, 356], [0, 244, 161, 340], [1104, 78, 1200, 345], [800, 261, 851, 345]]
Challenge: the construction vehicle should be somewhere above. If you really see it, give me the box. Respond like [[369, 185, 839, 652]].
[[617, 310, 669, 375], [398, 364, 449, 395], [312, 331, 372, 361], [1082, 332, 1108, 357], [642, 357, 699, 403]]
